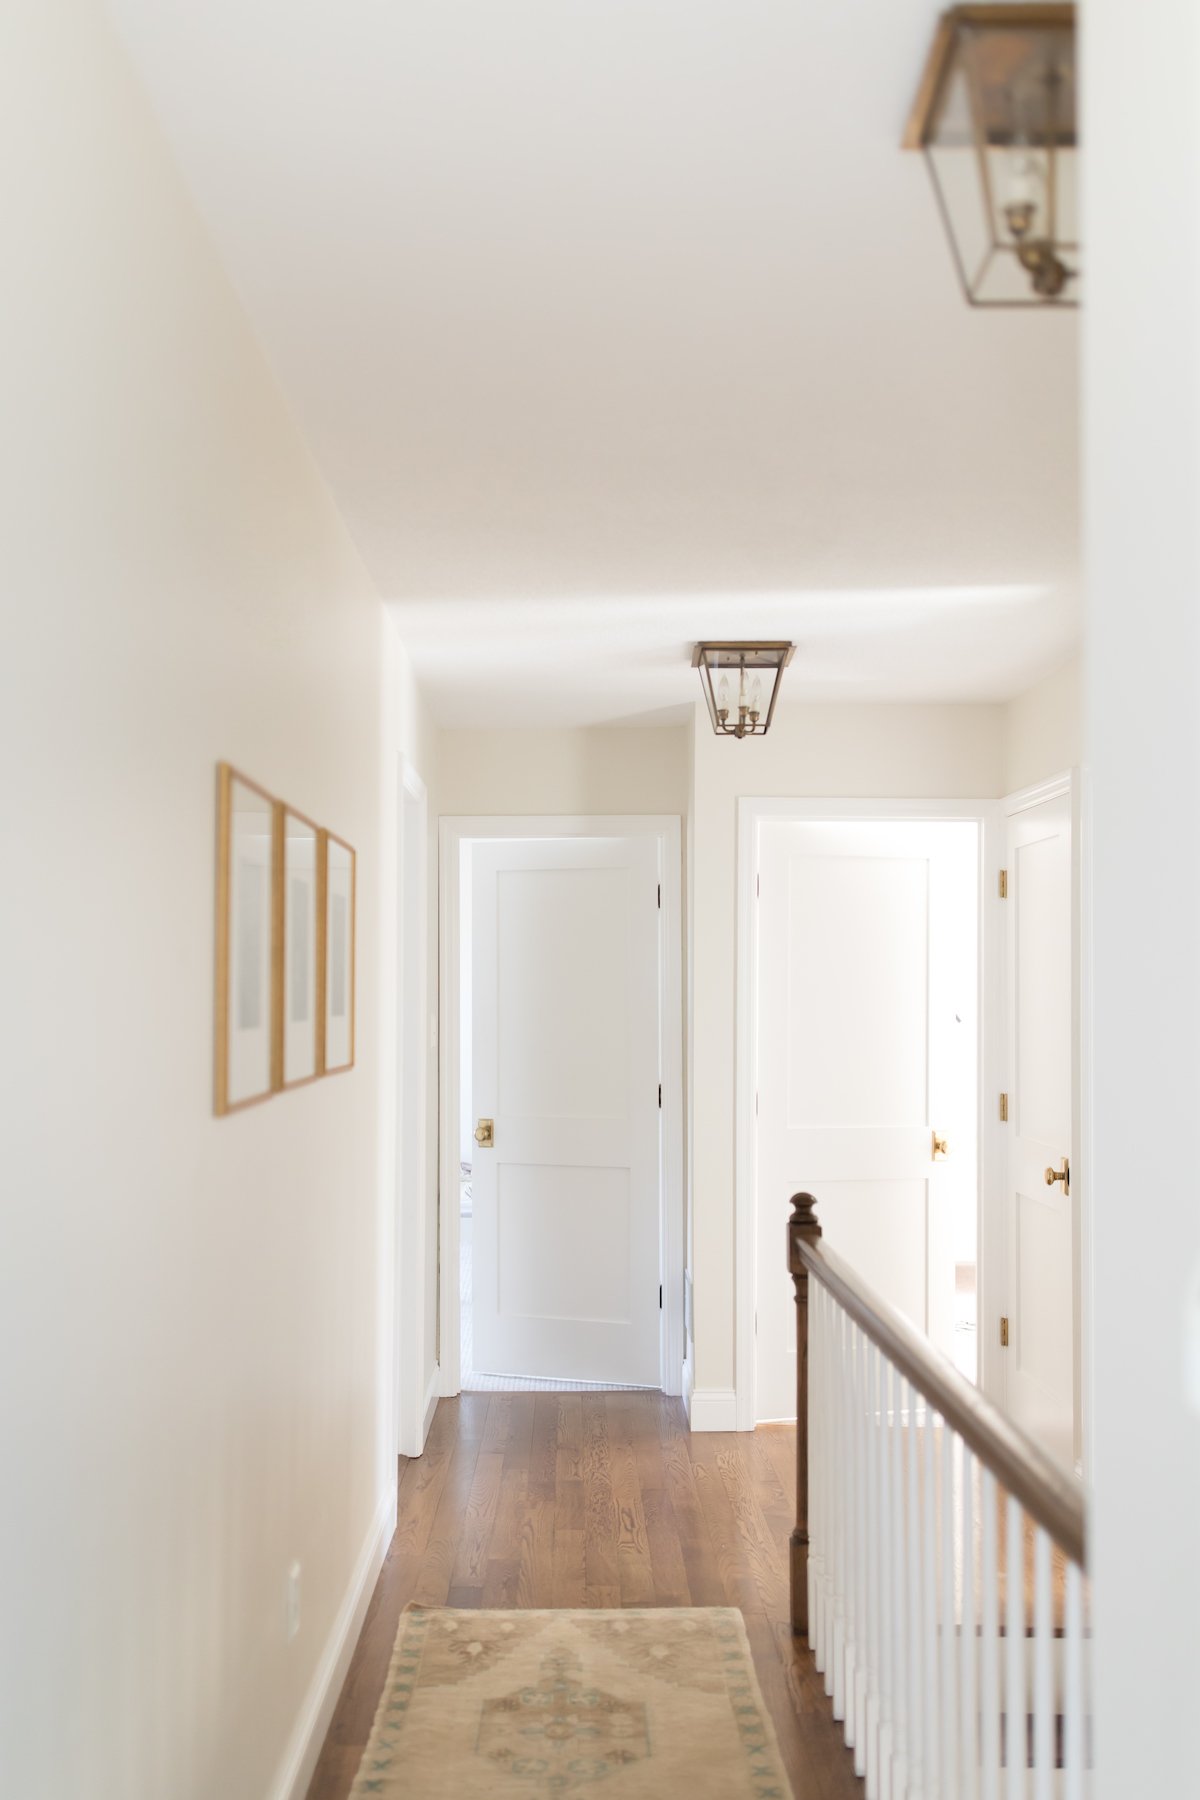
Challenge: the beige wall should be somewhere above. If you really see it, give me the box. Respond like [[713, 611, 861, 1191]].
[[436, 726, 689, 817], [688, 701, 1006, 1401], [1002, 654, 1082, 793], [0, 7, 433, 1796]]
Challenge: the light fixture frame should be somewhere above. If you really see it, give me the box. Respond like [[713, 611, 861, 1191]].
[[903, 3, 1078, 309], [692, 642, 796, 740]]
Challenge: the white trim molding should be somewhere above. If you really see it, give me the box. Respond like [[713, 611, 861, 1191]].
[[734, 795, 1005, 1432], [438, 814, 686, 1399], [1001, 768, 1088, 1476], [395, 756, 433, 1459], [688, 1387, 738, 1432], [270, 1482, 397, 1800], [422, 1362, 441, 1447]]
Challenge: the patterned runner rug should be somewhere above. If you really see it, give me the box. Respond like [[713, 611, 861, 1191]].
[[348, 1606, 792, 1798]]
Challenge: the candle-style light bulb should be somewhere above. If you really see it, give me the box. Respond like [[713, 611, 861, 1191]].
[[748, 675, 763, 719], [1004, 150, 1043, 240], [717, 674, 731, 718]]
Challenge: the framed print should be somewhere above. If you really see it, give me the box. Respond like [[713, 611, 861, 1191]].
[[321, 830, 356, 1074], [215, 764, 277, 1114], [281, 807, 320, 1088]]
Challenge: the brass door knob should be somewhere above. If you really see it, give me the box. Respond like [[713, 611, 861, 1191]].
[[1044, 1157, 1070, 1194], [474, 1118, 494, 1148], [932, 1131, 949, 1160]]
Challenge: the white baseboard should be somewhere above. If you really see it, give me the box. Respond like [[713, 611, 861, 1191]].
[[421, 1363, 441, 1448], [270, 1482, 397, 1800], [682, 1344, 695, 1416], [687, 1385, 738, 1432]]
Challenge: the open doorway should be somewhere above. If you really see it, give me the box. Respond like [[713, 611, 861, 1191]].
[[738, 800, 994, 1428], [439, 817, 684, 1397]]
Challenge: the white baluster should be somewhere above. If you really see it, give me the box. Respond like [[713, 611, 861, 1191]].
[[822, 1285, 837, 1687], [906, 1376, 924, 1800], [875, 1347, 892, 1800], [1032, 1528, 1053, 1800], [855, 1324, 869, 1777], [980, 1468, 1000, 1800], [1005, 1496, 1026, 1800], [940, 1421, 958, 1792], [1063, 1561, 1085, 1800], [810, 1280, 824, 1663], [832, 1305, 847, 1724], [959, 1444, 979, 1800], [847, 1323, 862, 1766], [866, 1340, 881, 1800], [923, 1409, 940, 1799], [890, 1363, 909, 1800], [826, 1291, 841, 1699]]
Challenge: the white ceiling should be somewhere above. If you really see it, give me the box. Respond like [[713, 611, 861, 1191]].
[[108, 0, 1080, 727]]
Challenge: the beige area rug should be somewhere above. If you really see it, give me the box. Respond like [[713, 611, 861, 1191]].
[[348, 1607, 793, 1799]]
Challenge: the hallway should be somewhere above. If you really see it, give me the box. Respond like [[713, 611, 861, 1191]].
[[307, 1392, 859, 1799]]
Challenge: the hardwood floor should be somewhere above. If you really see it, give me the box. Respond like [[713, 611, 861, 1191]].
[[306, 1390, 861, 1800]]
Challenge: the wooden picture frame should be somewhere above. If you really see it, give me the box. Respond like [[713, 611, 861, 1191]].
[[279, 804, 322, 1091], [320, 829, 357, 1075], [214, 763, 278, 1115]]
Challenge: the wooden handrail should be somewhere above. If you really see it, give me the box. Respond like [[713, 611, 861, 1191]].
[[788, 1191, 1086, 1635]]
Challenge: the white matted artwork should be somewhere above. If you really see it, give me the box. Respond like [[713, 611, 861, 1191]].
[[215, 764, 276, 1114], [322, 830, 356, 1074], [282, 807, 320, 1088]]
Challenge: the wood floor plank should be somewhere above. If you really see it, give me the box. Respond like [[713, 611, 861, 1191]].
[[451, 1449, 504, 1589], [581, 1392, 619, 1598], [689, 1432, 763, 1613], [717, 1440, 791, 1618], [408, 1430, 485, 1608], [656, 1396, 728, 1607], [528, 1393, 559, 1502], [555, 1392, 584, 1482], [550, 1525, 586, 1607], [307, 1392, 861, 1800], [608, 1396, 656, 1605]]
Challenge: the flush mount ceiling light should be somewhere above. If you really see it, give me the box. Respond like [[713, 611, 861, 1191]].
[[904, 4, 1078, 307], [692, 642, 795, 740]]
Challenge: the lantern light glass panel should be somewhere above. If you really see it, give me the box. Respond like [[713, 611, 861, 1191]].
[[918, 11, 1078, 308], [692, 643, 795, 740]]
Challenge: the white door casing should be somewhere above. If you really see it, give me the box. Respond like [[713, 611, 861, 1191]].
[[470, 835, 662, 1386], [754, 818, 980, 1424], [1003, 781, 1078, 1470]]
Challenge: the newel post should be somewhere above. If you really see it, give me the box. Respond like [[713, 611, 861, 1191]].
[[788, 1191, 822, 1638]]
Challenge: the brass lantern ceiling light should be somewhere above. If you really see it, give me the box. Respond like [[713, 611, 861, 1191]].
[[904, 4, 1078, 307], [693, 643, 795, 740]]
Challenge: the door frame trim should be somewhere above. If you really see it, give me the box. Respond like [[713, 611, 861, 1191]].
[[437, 814, 685, 1398], [734, 795, 1005, 1432], [1002, 769, 1086, 1475], [395, 756, 431, 1459]]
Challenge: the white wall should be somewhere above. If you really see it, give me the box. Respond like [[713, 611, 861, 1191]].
[[1085, 4, 1200, 1793], [1002, 654, 1082, 793], [688, 701, 1005, 1403], [436, 726, 689, 817], [0, 7, 433, 1797]]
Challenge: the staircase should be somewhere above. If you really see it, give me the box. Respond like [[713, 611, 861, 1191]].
[[787, 1191, 1091, 1799]]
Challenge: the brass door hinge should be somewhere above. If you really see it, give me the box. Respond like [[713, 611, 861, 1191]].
[[1000, 1316, 1010, 1348], [999, 869, 1009, 899], [999, 1092, 1009, 1122]]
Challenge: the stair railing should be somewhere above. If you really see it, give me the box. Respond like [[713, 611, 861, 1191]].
[[789, 1191, 1089, 1800]]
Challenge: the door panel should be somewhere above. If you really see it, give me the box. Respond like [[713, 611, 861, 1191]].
[[472, 836, 660, 1386], [813, 1177, 930, 1330], [756, 819, 979, 1424], [496, 1165, 632, 1324], [1005, 790, 1076, 1468], [785, 855, 930, 1126]]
